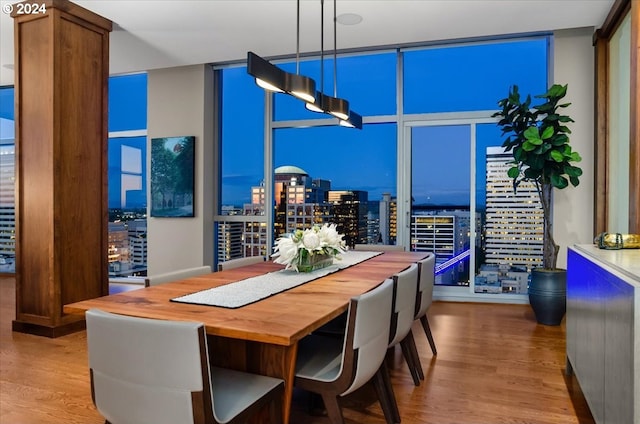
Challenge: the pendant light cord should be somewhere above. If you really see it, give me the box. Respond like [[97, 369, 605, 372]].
[[320, 0, 324, 93], [333, 0, 338, 97], [296, 0, 300, 75]]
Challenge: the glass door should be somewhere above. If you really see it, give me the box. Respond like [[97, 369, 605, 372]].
[[409, 124, 471, 288], [405, 121, 533, 301]]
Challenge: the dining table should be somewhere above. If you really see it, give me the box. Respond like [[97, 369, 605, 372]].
[[64, 250, 428, 424]]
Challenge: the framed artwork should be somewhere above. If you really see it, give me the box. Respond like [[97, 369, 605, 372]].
[[150, 136, 195, 217]]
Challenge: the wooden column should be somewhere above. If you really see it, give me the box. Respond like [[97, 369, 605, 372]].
[[11, 0, 111, 337]]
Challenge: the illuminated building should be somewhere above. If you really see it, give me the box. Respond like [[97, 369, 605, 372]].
[[327, 190, 368, 247], [484, 146, 543, 269], [379, 193, 397, 245]]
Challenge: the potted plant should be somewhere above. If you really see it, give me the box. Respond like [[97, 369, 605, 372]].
[[493, 84, 583, 325]]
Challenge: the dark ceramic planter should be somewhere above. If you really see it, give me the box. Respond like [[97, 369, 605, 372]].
[[528, 268, 566, 326]]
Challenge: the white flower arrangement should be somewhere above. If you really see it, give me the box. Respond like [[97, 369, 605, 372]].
[[272, 223, 347, 272]]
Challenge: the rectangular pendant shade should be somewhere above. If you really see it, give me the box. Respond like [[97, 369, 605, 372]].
[[247, 51, 361, 129], [247, 52, 286, 93], [305, 92, 353, 123], [286, 73, 316, 103], [305, 92, 330, 113], [339, 110, 363, 129], [326, 96, 349, 120]]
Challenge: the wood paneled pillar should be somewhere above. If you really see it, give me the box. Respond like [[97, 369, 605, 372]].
[[11, 0, 111, 337]]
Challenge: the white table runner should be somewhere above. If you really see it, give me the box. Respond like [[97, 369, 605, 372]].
[[171, 251, 382, 309]]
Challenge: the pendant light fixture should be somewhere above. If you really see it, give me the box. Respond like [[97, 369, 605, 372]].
[[287, 0, 316, 103], [247, 51, 287, 93], [327, 0, 349, 120], [339, 110, 363, 129], [247, 0, 315, 102], [305, 0, 327, 114], [247, 0, 360, 129], [305, 0, 349, 119]]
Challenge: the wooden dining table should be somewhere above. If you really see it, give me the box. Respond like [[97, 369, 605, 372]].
[[64, 250, 428, 424]]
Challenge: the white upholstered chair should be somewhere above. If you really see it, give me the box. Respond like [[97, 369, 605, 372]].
[[217, 256, 265, 271], [85, 308, 284, 424], [409, 253, 437, 382], [353, 244, 405, 252], [144, 265, 212, 287], [388, 263, 422, 386], [416, 253, 437, 355], [294, 279, 397, 424]]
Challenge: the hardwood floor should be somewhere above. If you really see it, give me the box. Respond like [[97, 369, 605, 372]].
[[0, 276, 594, 424]]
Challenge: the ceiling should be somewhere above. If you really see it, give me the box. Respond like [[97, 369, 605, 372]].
[[0, 0, 615, 86]]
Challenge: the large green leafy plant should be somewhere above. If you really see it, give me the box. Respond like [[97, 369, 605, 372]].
[[493, 84, 582, 270]]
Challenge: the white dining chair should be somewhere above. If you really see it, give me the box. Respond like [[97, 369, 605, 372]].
[[217, 256, 265, 271], [144, 265, 212, 287], [416, 253, 437, 355], [388, 263, 422, 386], [294, 279, 397, 424], [408, 253, 437, 382], [85, 308, 284, 424]]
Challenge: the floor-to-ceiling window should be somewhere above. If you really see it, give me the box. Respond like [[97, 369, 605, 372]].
[[401, 39, 548, 299], [215, 66, 266, 265], [216, 36, 549, 301], [410, 125, 471, 287], [0, 87, 15, 274], [273, 123, 397, 247], [272, 52, 397, 248], [107, 73, 148, 278], [0, 73, 148, 276]]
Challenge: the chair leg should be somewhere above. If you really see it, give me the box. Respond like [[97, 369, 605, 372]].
[[377, 360, 401, 423], [373, 367, 399, 424], [399, 332, 421, 386], [406, 329, 424, 381], [411, 336, 425, 381], [420, 315, 437, 355], [321, 393, 345, 424]]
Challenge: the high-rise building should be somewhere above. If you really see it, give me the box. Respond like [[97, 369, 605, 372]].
[[108, 220, 147, 276], [243, 221, 268, 258], [484, 146, 543, 269], [272, 165, 332, 236], [217, 221, 244, 261], [366, 211, 380, 244], [327, 190, 368, 247], [411, 210, 474, 285], [238, 166, 372, 256], [379, 193, 397, 245], [241, 166, 333, 256], [127, 219, 147, 268], [108, 222, 130, 275]]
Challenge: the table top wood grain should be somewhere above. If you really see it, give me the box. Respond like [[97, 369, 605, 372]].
[[64, 251, 428, 346]]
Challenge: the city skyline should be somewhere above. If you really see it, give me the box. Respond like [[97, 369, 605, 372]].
[[221, 39, 547, 208]]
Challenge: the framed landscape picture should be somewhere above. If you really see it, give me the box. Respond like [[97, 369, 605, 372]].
[[150, 136, 195, 217]]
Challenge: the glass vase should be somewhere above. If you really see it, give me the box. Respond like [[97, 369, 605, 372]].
[[297, 253, 333, 273]]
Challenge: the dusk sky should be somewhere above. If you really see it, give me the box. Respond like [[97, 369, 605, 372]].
[[221, 38, 547, 208], [2, 38, 547, 212]]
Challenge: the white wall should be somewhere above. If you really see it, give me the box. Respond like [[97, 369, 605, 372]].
[[552, 28, 596, 269], [146, 64, 214, 275]]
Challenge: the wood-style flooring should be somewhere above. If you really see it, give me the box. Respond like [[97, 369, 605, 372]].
[[0, 276, 595, 424]]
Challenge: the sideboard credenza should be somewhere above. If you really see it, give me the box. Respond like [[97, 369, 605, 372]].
[[567, 245, 640, 424]]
